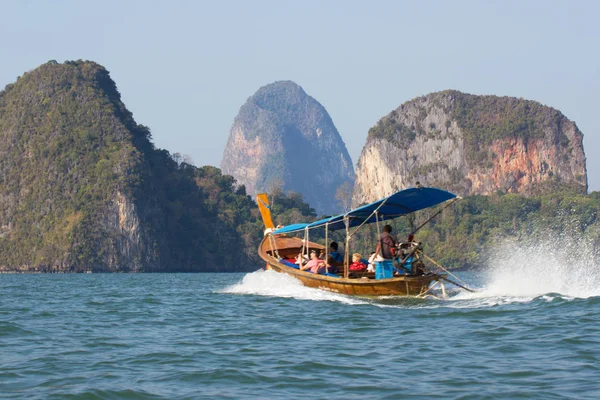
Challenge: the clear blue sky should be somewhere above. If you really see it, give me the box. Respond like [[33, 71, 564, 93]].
[[2, 0, 599, 190]]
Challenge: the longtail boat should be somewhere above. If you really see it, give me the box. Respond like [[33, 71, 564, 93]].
[[257, 187, 473, 297]]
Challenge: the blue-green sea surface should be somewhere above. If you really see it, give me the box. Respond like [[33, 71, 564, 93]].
[[2, 244, 600, 399]]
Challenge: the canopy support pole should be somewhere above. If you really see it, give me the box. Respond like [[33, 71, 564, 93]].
[[325, 222, 329, 273], [299, 227, 306, 262], [344, 215, 350, 278], [348, 197, 390, 240], [375, 211, 381, 256], [304, 226, 310, 261]]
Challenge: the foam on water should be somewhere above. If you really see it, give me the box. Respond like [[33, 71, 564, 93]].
[[224, 234, 600, 308], [221, 269, 367, 305], [457, 234, 600, 301]]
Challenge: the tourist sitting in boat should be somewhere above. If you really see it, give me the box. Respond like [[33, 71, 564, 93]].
[[349, 253, 367, 272], [300, 250, 326, 274], [295, 253, 308, 266], [399, 234, 417, 249], [367, 251, 377, 272], [324, 255, 338, 274], [329, 242, 344, 263], [367, 252, 379, 272]]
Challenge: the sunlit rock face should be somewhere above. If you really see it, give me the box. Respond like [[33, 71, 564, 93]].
[[353, 90, 587, 205], [221, 81, 355, 215]]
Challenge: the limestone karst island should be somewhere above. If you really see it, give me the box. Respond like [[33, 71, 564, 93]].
[[0, 60, 596, 273]]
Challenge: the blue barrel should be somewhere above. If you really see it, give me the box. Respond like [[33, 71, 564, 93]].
[[375, 260, 394, 279]]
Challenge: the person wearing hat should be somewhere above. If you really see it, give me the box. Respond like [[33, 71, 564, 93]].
[[300, 250, 326, 274]]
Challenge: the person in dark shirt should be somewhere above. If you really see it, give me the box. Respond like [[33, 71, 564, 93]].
[[375, 225, 398, 260], [329, 241, 344, 263]]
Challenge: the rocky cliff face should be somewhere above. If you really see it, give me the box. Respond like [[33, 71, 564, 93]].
[[0, 60, 160, 272], [354, 90, 587, 205], [221, 81, 355, 215], [0, 60, 259, 272]]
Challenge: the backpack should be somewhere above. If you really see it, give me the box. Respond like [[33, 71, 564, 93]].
[[380, 234, 397, 257]]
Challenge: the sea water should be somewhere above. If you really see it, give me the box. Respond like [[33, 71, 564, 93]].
[[1, 240, 600, 399]]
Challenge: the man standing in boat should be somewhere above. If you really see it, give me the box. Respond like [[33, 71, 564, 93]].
[[374, 225, 398, 279]]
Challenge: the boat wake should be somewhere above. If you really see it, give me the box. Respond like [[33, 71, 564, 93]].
[[220, 269, 367, 305], [453, 235, 600, 304], [223, 235, 599, 308]]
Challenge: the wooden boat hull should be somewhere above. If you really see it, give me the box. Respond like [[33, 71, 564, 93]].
[[259, 236, 439, 296]]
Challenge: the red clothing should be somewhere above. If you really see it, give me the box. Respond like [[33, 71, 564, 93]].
[[349, 261, 367, 271]]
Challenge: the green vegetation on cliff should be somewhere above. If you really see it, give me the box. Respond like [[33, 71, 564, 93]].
[[443, 90, 569, 166], [0, 60, 320, 272], [367, 90, 578, 168], [2, 61, 594, 273], [0, 60, 146, 270], [367, 117, 417, 149]]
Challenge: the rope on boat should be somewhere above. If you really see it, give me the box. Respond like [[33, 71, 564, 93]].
[[437, 275, 476, 293], [348, 197, 390, 239], [325, 221, 329, 273], [423, 268, 477, 297], [417, 280, 441, 298], [423, 254, 471, 288], [413, 197, 460, 235], [268, 233, 280, 260]]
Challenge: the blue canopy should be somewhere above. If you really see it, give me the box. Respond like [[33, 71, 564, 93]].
[[272, 187, 457, 234]]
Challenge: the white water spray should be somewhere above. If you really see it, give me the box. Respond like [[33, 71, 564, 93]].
[[222, 233, 600, 307], [477, 234, 600, 299], [221, 269, 367, 304]]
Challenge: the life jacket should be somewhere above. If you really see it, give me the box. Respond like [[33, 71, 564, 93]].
[[349, 261, 367, 271]]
